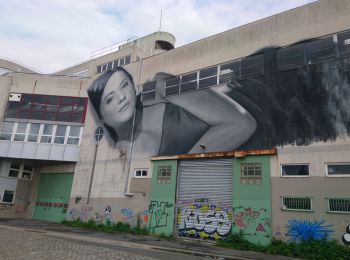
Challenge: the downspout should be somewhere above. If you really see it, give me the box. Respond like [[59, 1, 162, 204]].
[[124, 57, 144, 196]]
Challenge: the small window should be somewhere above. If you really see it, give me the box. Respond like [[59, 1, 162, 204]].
[[21, 163, 34, 180], [40, 124, 54, 143], [54, 125, 67, 144], [0, 121, 14, 140], [142, 81, 156, 102], [27, 123, 40, 143], [134, 169, 148, 178], [13, 123, 27, 142], [125, 55, 131, 65], [282, 197, 312, 211], [281, 164, 309, 177], [67, 126, 81, 145], [1, 190, 15, 204], [165, 76, 180, 96], [8, 161, 21, 178], [241, 163, 262, 184], [327, 198, 350, 213], [157, 166, 171, 184], [326, 163, 350, 177]]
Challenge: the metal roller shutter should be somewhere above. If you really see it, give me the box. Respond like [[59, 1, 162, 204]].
[[176, 158, 233, 240]]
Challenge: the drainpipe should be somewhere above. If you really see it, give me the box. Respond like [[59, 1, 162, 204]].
[[87, 143, 98, 204], [124, 57, 144, 196]]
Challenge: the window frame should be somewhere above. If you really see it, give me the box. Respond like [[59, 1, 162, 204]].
[[7, 161, 34, 181], [134, 169, 149, 178], [326, 198, 350, 214], [281, 196, 313, 212], [325, 163, 350, 177], [280, 164, 310, 177], [1, 189, 15, 204], [157, 165, 172, 184], [240, 162, 262, 185]]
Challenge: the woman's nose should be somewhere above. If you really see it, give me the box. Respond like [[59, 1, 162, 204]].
[[116, 92, 126, 103]]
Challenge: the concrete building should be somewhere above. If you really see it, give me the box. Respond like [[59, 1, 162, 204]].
[[0, 0, 349, 246]]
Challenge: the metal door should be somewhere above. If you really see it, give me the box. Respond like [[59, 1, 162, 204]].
[[32, 173, 73, 222], [176, 158, 233, 240]]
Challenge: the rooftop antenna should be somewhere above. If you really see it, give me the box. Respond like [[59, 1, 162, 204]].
[[159, 10, 163, 31]]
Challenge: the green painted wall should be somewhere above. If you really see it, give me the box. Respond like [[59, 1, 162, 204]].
[[148, 159, 178, 236], [232, 156, 272, 246], [32, 173, 74, 223]]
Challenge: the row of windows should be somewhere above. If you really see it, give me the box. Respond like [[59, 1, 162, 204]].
[[282, 197, 350, 214], [5, 93, 88, 123], [96, 55, 131, 74], [142, 30, 350, 102], [281, 163, 350, 177], [0, 122, 82, 145], [142, 54, 264, 101]]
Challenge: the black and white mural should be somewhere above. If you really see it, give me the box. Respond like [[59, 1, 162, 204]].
[[88, 33, 350, 156]]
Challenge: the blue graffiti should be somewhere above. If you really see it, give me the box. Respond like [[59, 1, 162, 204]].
[[286, 219, 334, 242]]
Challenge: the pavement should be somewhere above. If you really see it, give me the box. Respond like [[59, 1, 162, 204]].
[[0, 218, 300, 260]]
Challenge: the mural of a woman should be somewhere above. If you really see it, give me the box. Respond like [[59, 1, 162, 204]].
[[87, 67, 257, 156]]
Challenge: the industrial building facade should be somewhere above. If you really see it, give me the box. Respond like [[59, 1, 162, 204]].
[[0, 0, 349, 246]]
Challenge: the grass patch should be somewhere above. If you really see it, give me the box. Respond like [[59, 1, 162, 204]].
[[217, 231, 350, 260], [61, 219, 149, 235]]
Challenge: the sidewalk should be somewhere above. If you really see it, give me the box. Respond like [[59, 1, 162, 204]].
[[0, 218, 300, 260]]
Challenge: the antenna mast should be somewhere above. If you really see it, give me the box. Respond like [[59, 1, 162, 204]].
[[159, 10, 163, 31]]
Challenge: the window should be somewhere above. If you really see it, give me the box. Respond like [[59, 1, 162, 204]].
[[1, 190, 15, 204], [326, 163, 350, 177], [134, 169, 148, 178], [0, 122, 81, 146], [181, 72, 198, 93], [165, 76, 180, 96], [0, 122, 14, 140], [282, 197, 312, 211], [7, 161, 34, 180], [40, 124, 54, 143], [157, 166, 171, 184], [281, 164, 309, 177], [240, 54, 264, 79], [142, 81, 156, 101], [277, 43, 306, 71], [219, 61, 240, 84], [8, 161, 21, 178], [67, 126, 81, 145], [241, 163, 262, 184], [327, 198, 350, 213]]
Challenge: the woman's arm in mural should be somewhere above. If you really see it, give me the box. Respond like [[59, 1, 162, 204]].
[[164, 86, 257, 153]]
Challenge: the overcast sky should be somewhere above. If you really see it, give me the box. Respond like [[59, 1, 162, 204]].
[[0, 0, 317, 73]]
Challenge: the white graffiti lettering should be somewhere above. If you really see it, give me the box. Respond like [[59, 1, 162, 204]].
[[178, 207, 231, 236]]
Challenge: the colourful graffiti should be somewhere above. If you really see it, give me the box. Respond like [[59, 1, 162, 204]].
[[343, 224, 350, 245], [104, 206, 112, 225], [232, 206, 271, 238], [121, 208, 134, 221], [286, 219, 334, 242], [149, 201, 173, 231], [177, 202, 232, 240], [68, 206, 93, 221]]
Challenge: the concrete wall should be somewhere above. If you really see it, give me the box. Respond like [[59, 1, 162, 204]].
[[271, 142, 350, 244]]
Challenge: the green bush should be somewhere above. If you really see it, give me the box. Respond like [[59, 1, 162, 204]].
[[61, 219, 149, 235], [217, 233, 350, 260]]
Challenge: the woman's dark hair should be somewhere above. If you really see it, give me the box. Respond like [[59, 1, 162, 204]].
[[87, 66, 141, 143]]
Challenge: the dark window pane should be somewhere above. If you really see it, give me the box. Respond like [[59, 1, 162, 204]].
[[180, 81, 197, 93], [306, 37, 335, 64], [2, 190, 14, 203], [10, 162, 21, 169], [54, 137, 65, 144], [107, 62, 113, 70], [23, 164, 33, 172], [8, 170, 19, 178], [14, 134, 25, 141], [143, 81, 156, 92], [5, 102, 20, 118], [165, 86, 179, 96], [198, 77, 217, 89], [199, 67, 217, 78], [182, 72, 197, 83], [327, 164, 350, 175], [125, 56, 131, 65], [30, 111, 44, 119], [27, 135, 38, 142], [60, 97, 74, 105], [338, 31, 350, 58], [69, 126, 80, 137], [0, 133, 12, 140], [70, 112, 84, 123], [43, 125, 54, 135], [282, 165, 309, 176], [59, 105, 72, 113], [29, 124, 40, 134], [165, 76, 180, 87], [120, 58, 125, 66], [16, 123, 27, 133], [44, 112, 58, 121], [241, 54, 264, 79], [277, 44, 305, 70], [56, 125, 67, 136], [67, 137, 79, 145], [17, 110, 30, 119], [142, 92, 155, 101], [57, 113, 71, 121], [40, 136, 52, 143], [47, 96, 60, 105], [96, 65, 102, 73], [2, 122, 14, 133]]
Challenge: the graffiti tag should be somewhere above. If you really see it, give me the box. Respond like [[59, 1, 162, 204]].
[[149, 201, 173, 231], [343, 224, 350, 245], [286, 219, 334, 242]]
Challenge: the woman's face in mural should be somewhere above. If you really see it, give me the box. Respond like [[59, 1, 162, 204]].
[[100, 70, 136, 129]]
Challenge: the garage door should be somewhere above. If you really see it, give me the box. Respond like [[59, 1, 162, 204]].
[[32, 173, 73, 223], [176, 159, 233, 240]]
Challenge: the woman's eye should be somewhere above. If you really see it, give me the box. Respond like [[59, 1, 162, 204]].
[[106, 97, 113, 104], [121, 82, 128, 89]]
